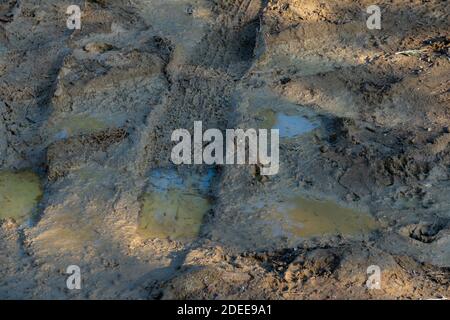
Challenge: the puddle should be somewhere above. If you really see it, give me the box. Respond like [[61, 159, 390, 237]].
[[278, 196, 378, 237], [138, 169, 214, 240], [0, 171, 43, 223], [50, 115, 109, 140], [257, 110, 317, 138], [138, 190, 210, 240]]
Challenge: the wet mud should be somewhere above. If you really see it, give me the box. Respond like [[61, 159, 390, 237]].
[[0, 0, 449, 299]]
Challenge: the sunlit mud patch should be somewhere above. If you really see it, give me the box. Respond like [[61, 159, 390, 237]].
[[49, 115, 109, 140], [137, 169, 214, 241], [0, 171, 42, 224], [257, 109, 318, 138], [34, 211, 100, 253], [32, 166, 115, 254], [277, 196, 378, 238]]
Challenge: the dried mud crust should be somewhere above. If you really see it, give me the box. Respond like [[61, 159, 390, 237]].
[[0, 0, 449, 299]]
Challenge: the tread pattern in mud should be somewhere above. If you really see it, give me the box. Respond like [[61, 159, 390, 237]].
[[0, 0, 449, 299]]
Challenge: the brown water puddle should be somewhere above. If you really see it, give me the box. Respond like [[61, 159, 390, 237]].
[[0, 171, 43, 223], [51, 115, 109, 140], [279, 196, 378, 237], [137, 169, 213, 241], [138, 190, 210, 240]]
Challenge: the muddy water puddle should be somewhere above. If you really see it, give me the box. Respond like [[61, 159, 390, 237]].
[[49, 115, 110, 140], [138, 169, 214, 241], [0, 171, 43, 224], [257, 109, 318, 138], [276, 196, 378, 238]]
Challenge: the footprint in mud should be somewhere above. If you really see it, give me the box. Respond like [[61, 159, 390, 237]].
[[0, 171, 42, 224], [257, 109, 318, 138], [137, 168, 215, 241], [400, 222, 446, 243], [276, 196, 378, 238]]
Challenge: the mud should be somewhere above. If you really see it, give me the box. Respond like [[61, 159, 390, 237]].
[[0, 0, 449, 299]]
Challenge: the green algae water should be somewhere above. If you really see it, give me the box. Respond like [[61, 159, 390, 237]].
[[280, 196, 378, 237], [0, 171, 43, 223]]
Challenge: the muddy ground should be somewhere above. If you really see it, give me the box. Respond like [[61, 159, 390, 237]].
[[0, 0, 449, 299]]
